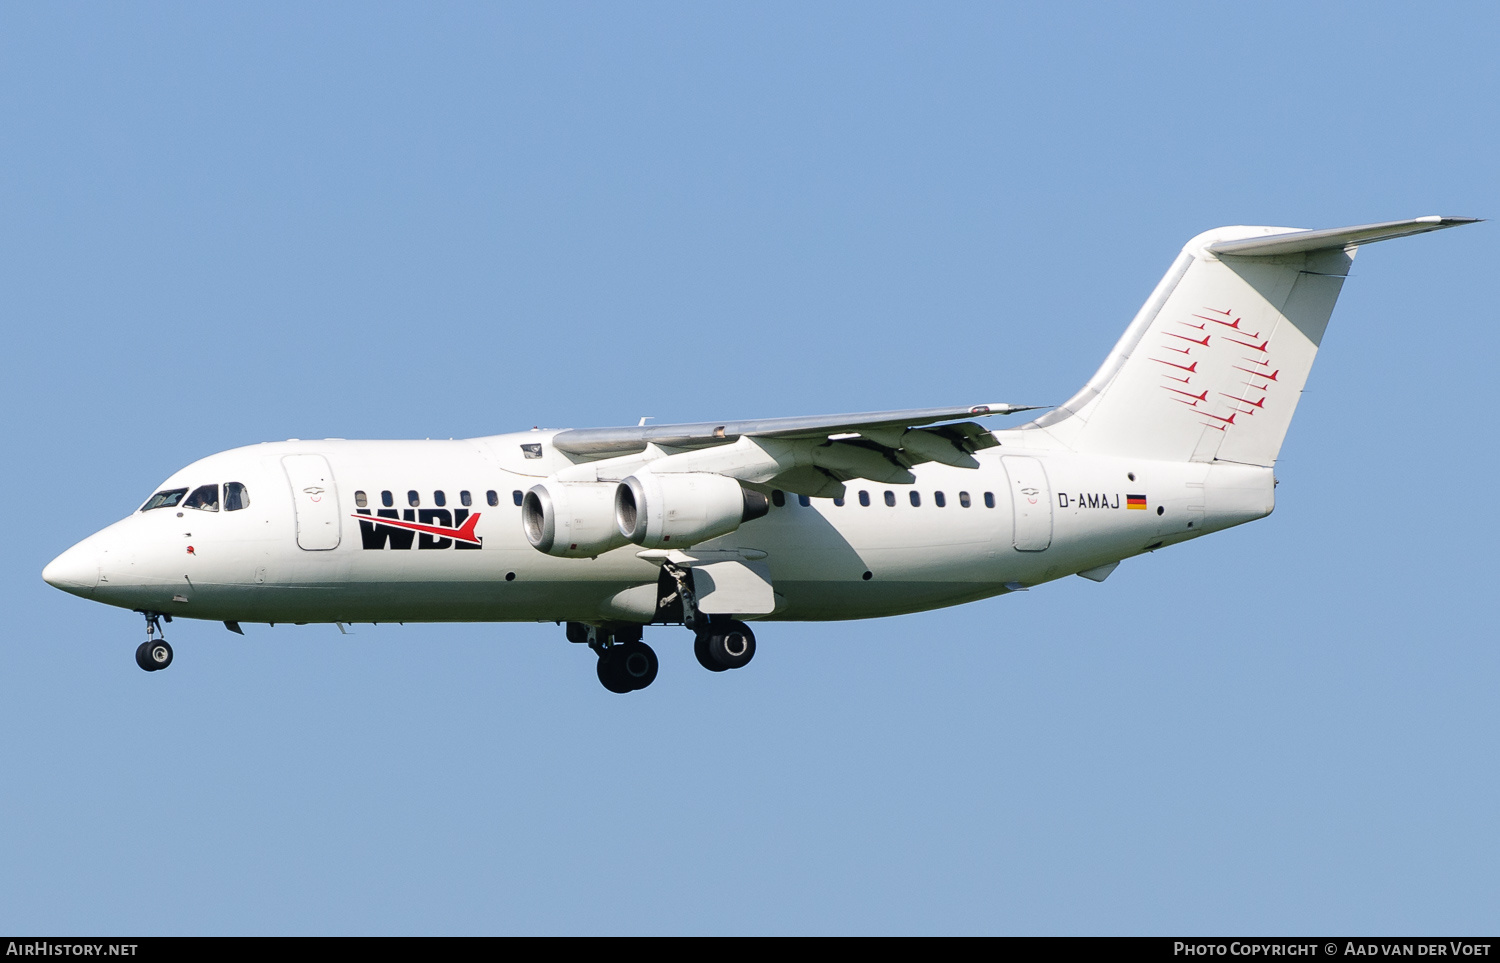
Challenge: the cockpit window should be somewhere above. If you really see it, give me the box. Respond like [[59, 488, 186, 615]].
[[184, 484, 220, 512], [225, 482, 250, 512], [141, 488, 188, 512]]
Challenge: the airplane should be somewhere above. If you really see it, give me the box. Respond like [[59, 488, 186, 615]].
[[42, 216, 1478, 693]]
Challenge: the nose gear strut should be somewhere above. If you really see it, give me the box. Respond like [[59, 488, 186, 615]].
[[134, 611, 174, 672]]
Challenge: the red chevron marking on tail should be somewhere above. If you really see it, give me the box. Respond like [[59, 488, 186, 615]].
[[1166, 332, 1211, 347], [1152, 359, 1198, 373], [1200, 315, 1260, 337]]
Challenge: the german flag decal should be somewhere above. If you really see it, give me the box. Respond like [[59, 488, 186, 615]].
[[1126, 494, 1148, 510]]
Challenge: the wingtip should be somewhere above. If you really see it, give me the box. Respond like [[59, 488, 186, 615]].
[[972, 403, 1050, 416]]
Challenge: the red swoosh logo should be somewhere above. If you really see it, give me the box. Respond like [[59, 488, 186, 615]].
[[353, 512, 483, 545]]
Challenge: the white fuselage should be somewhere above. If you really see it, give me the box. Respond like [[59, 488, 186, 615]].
[[44, 428, 1275, 626]]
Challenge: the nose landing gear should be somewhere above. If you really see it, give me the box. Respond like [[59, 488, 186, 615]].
[[135, 613, 174, 672]]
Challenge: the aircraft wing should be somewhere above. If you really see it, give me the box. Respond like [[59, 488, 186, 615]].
[[550, 403, 1042, 456], [549, 403, 1045, 498], [552, 402, 1044, 453]]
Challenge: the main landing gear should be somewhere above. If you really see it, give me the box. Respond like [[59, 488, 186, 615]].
[[567, 622, 659, 694], [663, 560, 756, 674], [135, 612, 174, 672], [694, 618, 757, 672], [566, 563, 762, 693]]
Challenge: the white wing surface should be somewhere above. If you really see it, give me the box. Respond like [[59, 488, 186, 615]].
[[547, 403, 1043, 499]]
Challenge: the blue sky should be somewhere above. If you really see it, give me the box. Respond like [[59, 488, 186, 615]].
[[3, 3, 1497, 934]]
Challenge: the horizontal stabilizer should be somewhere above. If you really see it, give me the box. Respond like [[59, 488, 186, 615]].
[[1207, 216, 1480, 258]]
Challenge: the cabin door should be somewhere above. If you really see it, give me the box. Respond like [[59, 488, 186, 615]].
[[1002, 456, 1053, 551], [282, 454, 342, 550]]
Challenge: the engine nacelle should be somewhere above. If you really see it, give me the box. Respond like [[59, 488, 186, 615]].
[[616, 472, 770, 549], [522, 481, 629, 558]]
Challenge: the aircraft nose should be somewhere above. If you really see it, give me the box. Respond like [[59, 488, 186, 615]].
[[43, 543, 99, 598]]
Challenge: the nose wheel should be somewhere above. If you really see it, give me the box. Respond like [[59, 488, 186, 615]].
[[136, 639, 174, 671], [135, 612, 174, 672]]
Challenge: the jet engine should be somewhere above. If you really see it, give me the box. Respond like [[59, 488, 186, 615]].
[[522, 482, 629, 558], [615, 472, 770, 549]]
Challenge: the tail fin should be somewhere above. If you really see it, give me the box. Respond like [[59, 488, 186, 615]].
[[1023, 216, 1478, 466]]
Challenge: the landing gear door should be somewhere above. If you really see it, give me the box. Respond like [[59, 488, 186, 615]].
[[1002, 456, 1053, 551], [282, 454, 342, 551], [694, 559, 775, 616]]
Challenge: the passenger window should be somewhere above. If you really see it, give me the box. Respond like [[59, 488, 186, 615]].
[[507, 490, 519, 507], [858, 491, 871, 507], [959, 491, 972, 508], [434, 490, 447, 507], [909, 491, 921, 507], [984, 492, 996, 508], [833, 496, 845, 507], [183, 484, 220, 512], [772, 490, 785, 508], [354, 490, 368, 508], [141, 488, 188, 512], [461, 491, 472, 507], [408, 490, 420, 507], [934, 491, 946, 508], [884, 491, 896, 507], [381, 490, 393, 508], [798, 495, 810, 508], [489, 490, 502, 507], [225, 482, 250, 512]]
